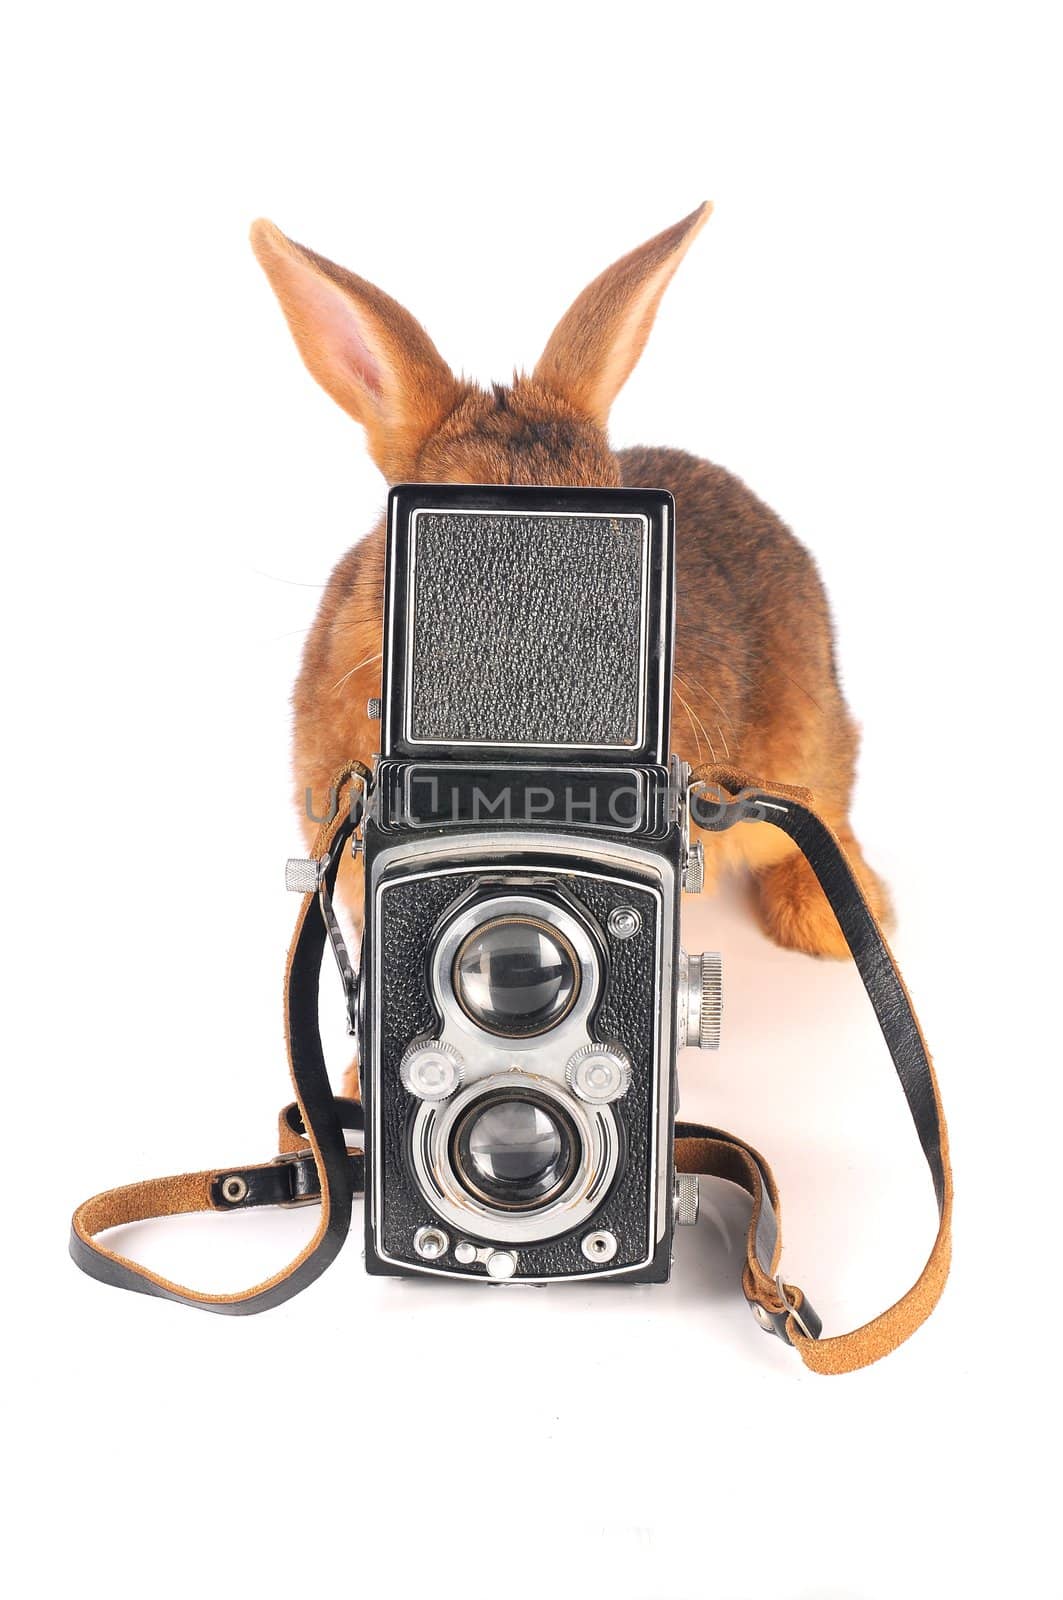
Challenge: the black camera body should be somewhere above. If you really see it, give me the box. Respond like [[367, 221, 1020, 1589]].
[[360, 484, 719, 1283]]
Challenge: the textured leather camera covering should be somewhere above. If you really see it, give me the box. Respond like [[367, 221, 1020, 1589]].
[[408, 511, 646, 746], [368, 865, 669, 1279]]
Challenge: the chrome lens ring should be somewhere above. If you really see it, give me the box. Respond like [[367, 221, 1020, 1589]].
[[452, 914, 580, 1038], [410, 1071, 620, 1244], [450, 1088, 580, 1210], [430, 893, 601, 1055]]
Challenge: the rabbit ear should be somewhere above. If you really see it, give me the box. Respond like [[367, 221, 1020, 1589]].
[[250, 220, 464, 481], [533, 203, 713, 429]]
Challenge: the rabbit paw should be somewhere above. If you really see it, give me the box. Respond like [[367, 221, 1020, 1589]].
[[341, 1059, 362, 1103], [755, 836, 893, 959]]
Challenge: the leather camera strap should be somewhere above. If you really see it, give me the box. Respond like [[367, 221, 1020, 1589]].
[[69, 762, 951, 1374], [681, 764, 952, 1372], [69, 763, 367, 1313]]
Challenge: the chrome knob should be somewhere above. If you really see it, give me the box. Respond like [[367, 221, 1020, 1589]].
[[367, 697, 382, 720], [565, 1043, 632, 1103], [285, 857, 322, 894], [677, 950, 723, 1050], [682, 841, 705, 895], [674, 1173, 700, 1225], [399, 1039, 465, 1101]]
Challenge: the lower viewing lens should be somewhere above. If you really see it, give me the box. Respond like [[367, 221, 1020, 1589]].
[[452, 1093, 578, 1210]]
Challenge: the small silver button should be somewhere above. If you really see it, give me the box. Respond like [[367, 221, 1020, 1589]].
[[580, 1229, 618, 1263], [413, 1225, 449, 1261], [484, 1250, 518, 1280]]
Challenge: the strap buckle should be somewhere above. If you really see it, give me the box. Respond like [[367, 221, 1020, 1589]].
[[775, 1274, 819, 1341], [270, 1149, 320, 1209], [752, 1275, 821, 1343], [348, 771, 367, 856]]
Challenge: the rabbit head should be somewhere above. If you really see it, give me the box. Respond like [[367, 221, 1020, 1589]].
[[249, 203, 712, 488]]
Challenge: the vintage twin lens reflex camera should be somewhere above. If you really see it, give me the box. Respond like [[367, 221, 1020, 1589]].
[[358, 483, 722, 1284]]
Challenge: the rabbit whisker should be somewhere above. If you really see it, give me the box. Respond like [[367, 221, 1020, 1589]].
[[331, 650, 383, 694], [674, 686, 716, 764], [674, 669, 737, 737], [673, 689, 703, 763], [674, 672, 732, 760], [685, 697, 720, 764], [686, 650, 823, 716]]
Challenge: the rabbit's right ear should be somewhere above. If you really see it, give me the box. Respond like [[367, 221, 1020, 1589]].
[[533, 203, 713, 430], [250, 221, 464, 482]]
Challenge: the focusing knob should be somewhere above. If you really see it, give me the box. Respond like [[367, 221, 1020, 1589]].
[[565, 1043, 632, 1103], [678, 951, 723, 1050], [399, 1039, 465, 1101]]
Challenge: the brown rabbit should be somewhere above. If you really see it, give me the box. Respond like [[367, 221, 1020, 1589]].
[[251, 203, 890, 990]]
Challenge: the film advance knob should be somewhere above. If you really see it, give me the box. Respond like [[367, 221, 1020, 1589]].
[[678, 951, 723, 1051]]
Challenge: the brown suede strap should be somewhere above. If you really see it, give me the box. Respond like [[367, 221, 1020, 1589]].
[[69, 762, 950, 1373], [69, 763, 370, 1313], [685, 764, 953, 1373]]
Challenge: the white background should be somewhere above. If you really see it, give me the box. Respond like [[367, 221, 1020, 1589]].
[[4, 4, 1061, 1597]]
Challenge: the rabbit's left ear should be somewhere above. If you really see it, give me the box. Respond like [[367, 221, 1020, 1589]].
[[250, 221, 464, 482], [533, 203, 713, 429]]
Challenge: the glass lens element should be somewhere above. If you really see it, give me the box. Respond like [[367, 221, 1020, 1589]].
[[468, 1101, 561, 1186], [452, 1093, 579, 1210], [453, 916, 578, 1036]]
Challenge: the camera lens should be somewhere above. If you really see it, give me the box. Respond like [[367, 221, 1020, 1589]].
[[451, 1092, 579, 1210], [453, 915, 579, 1037]]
